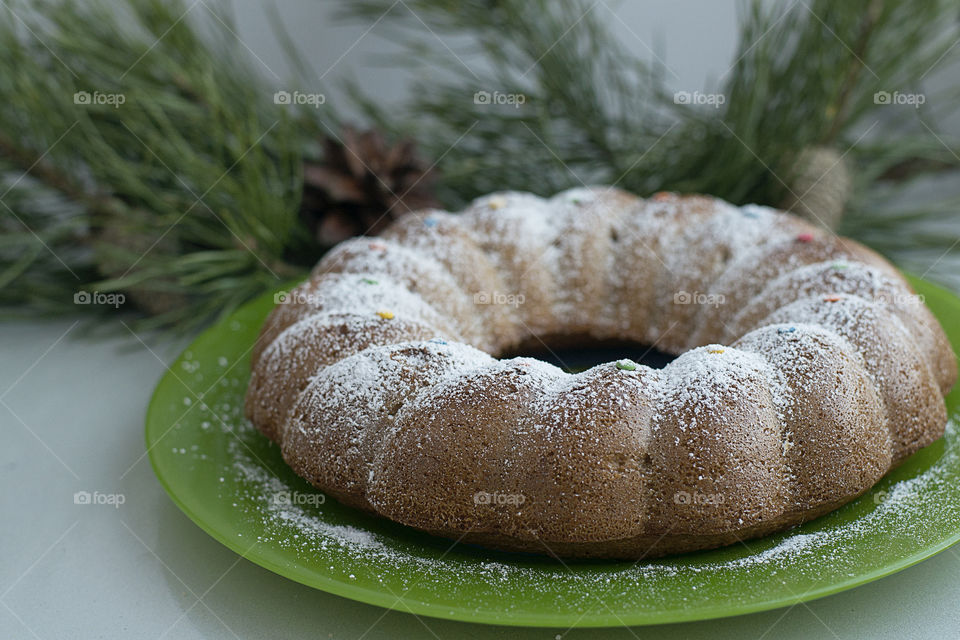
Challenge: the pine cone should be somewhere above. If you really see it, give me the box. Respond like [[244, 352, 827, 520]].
[[780, 146, 851, 230], [301, 126, 439, 247]]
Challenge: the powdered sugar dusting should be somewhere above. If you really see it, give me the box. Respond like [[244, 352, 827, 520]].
[[221, 412, 960, 595]]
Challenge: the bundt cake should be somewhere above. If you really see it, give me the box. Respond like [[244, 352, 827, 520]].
[[245, 188, 957, 559]]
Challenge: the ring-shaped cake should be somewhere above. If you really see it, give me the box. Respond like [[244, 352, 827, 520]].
[[245, 188, 956, 559]]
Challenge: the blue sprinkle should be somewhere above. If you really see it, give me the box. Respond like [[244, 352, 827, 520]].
[[423, 218, 438, 228], [429, 338, 447, 345], [742, 210, 758, 219], [777, 327, 796, 334]]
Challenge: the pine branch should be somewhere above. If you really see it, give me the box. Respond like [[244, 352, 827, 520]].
[[0, 0, 321, 332], [340, 0, 960, 267], [4, 0, 960, 335]]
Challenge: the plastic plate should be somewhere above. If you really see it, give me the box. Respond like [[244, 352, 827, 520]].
[[147, 274, 960, 627]]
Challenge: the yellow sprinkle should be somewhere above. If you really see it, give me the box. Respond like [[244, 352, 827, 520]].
[[376, 310, 395, 320], [708, 348, 725, 354], [488, 197, 506, 210]]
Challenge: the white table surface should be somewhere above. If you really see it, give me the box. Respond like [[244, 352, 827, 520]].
[[2, 317, 959, 640]]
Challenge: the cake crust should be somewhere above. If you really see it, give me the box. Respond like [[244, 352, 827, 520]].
[[244, 188, 957, 559]]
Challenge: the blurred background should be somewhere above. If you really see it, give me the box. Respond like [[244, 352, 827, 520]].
[[234, 1, 743, 114], [237, 0, 959, 127], [1, 0, 959, 332]]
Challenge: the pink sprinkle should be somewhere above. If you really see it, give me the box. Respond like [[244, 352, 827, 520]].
[[368, 242, 387, 252], [796, 233, 814, 243]]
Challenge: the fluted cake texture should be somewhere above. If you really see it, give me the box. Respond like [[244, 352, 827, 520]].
[[245, 188, 956, 559]]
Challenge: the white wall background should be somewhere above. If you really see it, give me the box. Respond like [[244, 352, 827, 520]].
[[223, 0, 957, 118], [227, 0, 742, 112]]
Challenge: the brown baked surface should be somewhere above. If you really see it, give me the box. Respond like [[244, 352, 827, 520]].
[[244, 188, 956, 559]]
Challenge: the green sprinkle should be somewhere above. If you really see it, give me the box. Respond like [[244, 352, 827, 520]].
[[832, 262, 848, 270], [361, 278, 379, 285], [616, 359, 637, 371]]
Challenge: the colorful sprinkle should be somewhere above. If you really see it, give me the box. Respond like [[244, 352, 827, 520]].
[[741, 210, 758, 219], [488, 197, 506, 210], [824, 295, 842, 302], [796, 233, 814, 243], [376, 310, 395, 320], [423, 218, 437, 228], [616, 359, 638, 371], [368, 242, 387, 251], [429, 338, 447, 345], [707, 347, 725, 354], [831, 262, 849, 270], [777, 327, 796, 334], [361, 277, 378, 285], [652, 191, 672, 201]]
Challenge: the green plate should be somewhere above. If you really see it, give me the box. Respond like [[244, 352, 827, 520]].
[[147, 274, 960, 628]]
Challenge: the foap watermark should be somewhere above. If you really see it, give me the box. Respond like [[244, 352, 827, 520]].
[[74, 90, 126, 108], [674, 290, 725, 308], [473, 90, 526, 108], [674, 90, 725, 108], [74, 490, 126, 508], [474, 290, 525, 308], [473, 491, 526, 506], [274, 290, 325, 305], [74, 290, 125, 308], [875, 291, 925, 308], [673, 490, 725, 506], [873, 489, 914, 506], [873, 90, 925, 108], [274, 90, 326, 108], [271, 491, 326, 507]]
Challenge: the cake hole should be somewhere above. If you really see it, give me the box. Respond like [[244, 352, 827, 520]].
[[506, 337, 677, 372]]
